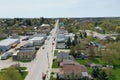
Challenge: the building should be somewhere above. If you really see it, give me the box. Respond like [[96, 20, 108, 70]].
[[58, 60, 89, 80], [56, 43, 67, 49], [17, 47, 36, 60], [56, 34, 67, 49], [56, 34, 66, 43], [40, 24, 51, 35], [32, 33, 47, 40], [28, 37, 45, 46], [0, 38, 20, 52], [57, 52, 74, 62]]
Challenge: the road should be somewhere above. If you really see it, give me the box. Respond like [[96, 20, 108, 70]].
[[25, 19, 59, 80]]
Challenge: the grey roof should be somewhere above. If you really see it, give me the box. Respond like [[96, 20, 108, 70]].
[[56, 34, 66, 42], [0, 38, 19, 46], [57, 52, 74, 62], [56, 43, 66, 49]]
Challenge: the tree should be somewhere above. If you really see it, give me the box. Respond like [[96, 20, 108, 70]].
[[66, 37, 71, 48], [102, 49, 118, 65], [1, 67, 22, 80], [98, 70, 108, 80], [115, 26, 120, 33], [91, 66, 100, 78]]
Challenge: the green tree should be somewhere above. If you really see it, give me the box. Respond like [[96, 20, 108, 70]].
[[1, 67, 22, 80], [98, 70, 108, 80], [91, 66, 100, 78]]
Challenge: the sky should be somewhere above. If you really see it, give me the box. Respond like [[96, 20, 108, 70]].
[[0, 0, 120, 18]]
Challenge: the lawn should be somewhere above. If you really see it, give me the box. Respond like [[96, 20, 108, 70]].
[[21, 71, 28, 79], [54, 50, 58, 56], [0, 67, 28, 80], [52, 60, 59, 68], [75, 58, 101, 65]]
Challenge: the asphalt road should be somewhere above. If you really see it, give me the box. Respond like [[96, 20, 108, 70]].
[[25, 19, 59, 80]]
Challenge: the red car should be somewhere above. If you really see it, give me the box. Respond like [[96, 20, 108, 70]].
[[42, 73, 46, 80]]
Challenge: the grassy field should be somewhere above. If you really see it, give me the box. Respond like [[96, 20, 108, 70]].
[[0, 67, 28, 80]]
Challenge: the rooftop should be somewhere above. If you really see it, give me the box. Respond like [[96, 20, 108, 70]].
[[29, 37, 44, 41], [0, 38, 19, 46], [60, 60, 87, 74], [41, 24, 50, 27]]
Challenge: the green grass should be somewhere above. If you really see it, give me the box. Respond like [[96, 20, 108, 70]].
[[0, 67, 28, 80], [21, 71, 28, 79], [75, 58, 108, 65], [18, 67, 27, 70], [54, 50, 58, 56], [52, 60, 59, 68]]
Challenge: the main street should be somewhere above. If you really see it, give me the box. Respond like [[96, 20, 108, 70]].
[[25, 19, 59, 80]]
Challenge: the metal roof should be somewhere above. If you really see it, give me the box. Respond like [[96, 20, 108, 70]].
[[0, 38, 19, 46], [29, 37, 44, 41]]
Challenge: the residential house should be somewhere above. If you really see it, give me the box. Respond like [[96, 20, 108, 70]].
[[57, 52, 74, 62], [58, 60, 89, 80]]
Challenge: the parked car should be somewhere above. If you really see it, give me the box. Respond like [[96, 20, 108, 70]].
[[22, 37, 29, 41]]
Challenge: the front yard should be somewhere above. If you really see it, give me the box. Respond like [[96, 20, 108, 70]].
[[52, 59, 59, 68]]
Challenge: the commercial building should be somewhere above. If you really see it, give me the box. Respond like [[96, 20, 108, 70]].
[[17, 47, 36, 60], [0, 38, 20, 52], [28, 37, 45, 46]]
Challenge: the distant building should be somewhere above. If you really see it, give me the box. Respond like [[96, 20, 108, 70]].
[[17, 47, 36, 60], [0, 38, 20, 52], [58, 60, 89, 80], [40, 24, 51, 35]]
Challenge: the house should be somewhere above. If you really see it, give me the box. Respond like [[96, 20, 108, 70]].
[[40, 24, 51, 35], [17, 47, 36, 60], [56, 42, 67, 49], [58, 60, 89, 80], [56, 34, 67, 49], [57, 52, 74, 62]]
